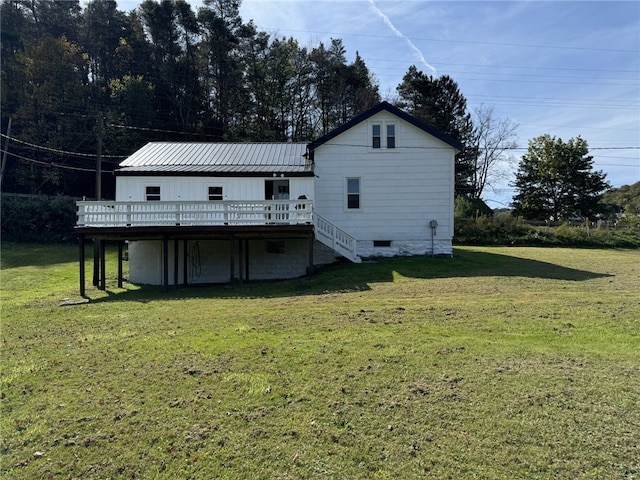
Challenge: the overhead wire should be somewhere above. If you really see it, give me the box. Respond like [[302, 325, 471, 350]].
[[0, 148, 115, 173], [0, 133, 127, 159]]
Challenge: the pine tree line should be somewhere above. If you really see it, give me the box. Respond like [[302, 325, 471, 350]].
[[1, 0, 482, 200]]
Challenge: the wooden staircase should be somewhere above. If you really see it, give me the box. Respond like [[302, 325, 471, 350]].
[[313, 214, 361, 263]]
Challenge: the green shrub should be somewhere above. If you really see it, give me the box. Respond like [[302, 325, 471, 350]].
[[454, 196, 493, 218], [1, 195, 77, 243], [455, 215, 640, 248]]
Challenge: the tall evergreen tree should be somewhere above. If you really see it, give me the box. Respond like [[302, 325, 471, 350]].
[[396, 66, 475, 196], [199, 0, 244, 138]]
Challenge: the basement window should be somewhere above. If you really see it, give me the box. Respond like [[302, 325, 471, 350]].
[[373, 240, 392, 247], [265, 240, 286, 254], [145, 186, 161, 201]]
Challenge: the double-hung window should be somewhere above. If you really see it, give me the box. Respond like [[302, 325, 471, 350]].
[[372, 122, 396, 149], [208, 186, 223, 201], [347, 177, 361, 209], [145, 186, 161, 201], [387, 124, 396, 149], [372, 124, 381, 149]]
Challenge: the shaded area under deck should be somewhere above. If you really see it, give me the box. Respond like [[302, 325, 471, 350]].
[[76, 224, 315, 296]]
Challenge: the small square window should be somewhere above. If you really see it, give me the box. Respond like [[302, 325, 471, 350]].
[[145, 186, 160, 201], [372, 124, 381, 149], [265, 240, 286, 254], [347, 177, 360, 209], [208, 186, 223, 201], [387, 124, 396, 149]]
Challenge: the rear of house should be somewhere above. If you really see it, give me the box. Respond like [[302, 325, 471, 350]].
[[75, 102, 461, 290]]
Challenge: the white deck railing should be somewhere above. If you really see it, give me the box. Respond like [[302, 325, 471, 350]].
[[314, 213, 361, 263], [76, 199, 360, 263], [76, 200, 313, 227]]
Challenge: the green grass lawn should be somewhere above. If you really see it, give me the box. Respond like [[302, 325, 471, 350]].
[[1, 243, 639, 479]]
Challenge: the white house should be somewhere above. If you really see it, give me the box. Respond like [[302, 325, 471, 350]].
[[76, 102, 461, 292]]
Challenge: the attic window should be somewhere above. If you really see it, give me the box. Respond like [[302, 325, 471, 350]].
[[372, 124, 381, 149], [387, 124, 396, 148], [145, 186, 160, 201]]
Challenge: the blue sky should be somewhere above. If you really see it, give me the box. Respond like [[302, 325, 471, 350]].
[[119, 0, 640, 207]]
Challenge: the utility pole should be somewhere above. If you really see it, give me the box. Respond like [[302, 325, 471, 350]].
[[93, 112, 103, 287], [0, 117, 12, 192], [95, 112, 103, 200]]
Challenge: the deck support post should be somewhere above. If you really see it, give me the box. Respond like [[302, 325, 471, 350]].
[[173, 239, 179, 286], [244, 239, 250, 282], [92, 239, 99, 286], [238, 238, 244, 284], [307, 231, 314, 276], [117, 241, 123, 288], [99, 240, 106, 290], [162, 236, 169, 291], [229, 234, 235, 283], [79, 235, 86, 297], [183, 240, 188, 285]]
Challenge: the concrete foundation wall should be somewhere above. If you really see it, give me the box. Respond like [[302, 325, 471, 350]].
[[356, 239, 452, 259], [127, 238, 320, 285]]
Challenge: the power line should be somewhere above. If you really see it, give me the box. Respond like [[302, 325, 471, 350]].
[[260, 27, 640, 54], [0, 133, 127, 159], [108, 123, 221, 138], [0, 148, 115, 173], [366, 58, 640, 75]]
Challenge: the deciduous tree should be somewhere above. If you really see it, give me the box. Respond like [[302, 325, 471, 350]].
[[511, 135, 610, 221], [469, 104, 518, 200]]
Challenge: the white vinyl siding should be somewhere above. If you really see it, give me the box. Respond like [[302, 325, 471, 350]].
[[117, 176, 314, 203], [313, 110, 455, 244]]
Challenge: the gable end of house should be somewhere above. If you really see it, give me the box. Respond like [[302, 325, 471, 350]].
[[307, 101, 463, 154]]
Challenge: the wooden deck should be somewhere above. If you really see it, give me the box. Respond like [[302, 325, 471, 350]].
[[75, 199, 360, 295], [76, 199, 313, 228]]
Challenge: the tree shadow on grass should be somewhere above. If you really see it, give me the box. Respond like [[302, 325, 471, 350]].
[[88, 248, 614, 303]]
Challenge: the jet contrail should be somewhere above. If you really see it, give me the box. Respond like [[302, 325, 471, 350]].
[[368, 0, 437, 74]]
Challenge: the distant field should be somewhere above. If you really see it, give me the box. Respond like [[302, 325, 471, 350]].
[[1, 243, 639, 479]]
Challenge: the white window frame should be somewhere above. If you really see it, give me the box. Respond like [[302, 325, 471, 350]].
[[346, 177, 361, 210], [386, 123, 396, 149], [372, 123, 381, 149], [145, 185, 161, 201], [370, 121, 397, 150], [207, 185, 224, 201]]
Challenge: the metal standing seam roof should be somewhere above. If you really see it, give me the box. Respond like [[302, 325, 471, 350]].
[[117, 142, 312, 175]]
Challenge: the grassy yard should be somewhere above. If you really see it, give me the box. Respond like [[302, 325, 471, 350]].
[[1, 243, 639, 479]]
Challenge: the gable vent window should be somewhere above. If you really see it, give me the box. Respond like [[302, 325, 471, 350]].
[[208, 186, 223, 201], [387, 124, 396, 149], [372, 124, 381, 149], [145, 186, 161, 201]]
